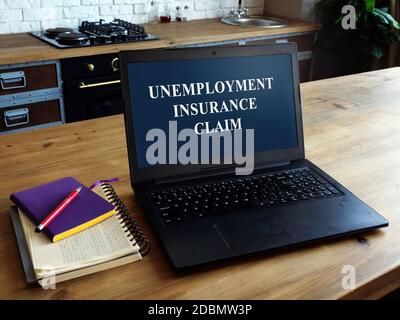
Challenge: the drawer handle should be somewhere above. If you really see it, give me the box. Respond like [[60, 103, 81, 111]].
[[0, 71, 26, 90], [4, 108, 30, 127], [78, 80, 121, 89]]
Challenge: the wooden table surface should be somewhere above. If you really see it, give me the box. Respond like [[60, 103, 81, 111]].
[[1, 68, 400, 300], [0, 18, 320, 65]]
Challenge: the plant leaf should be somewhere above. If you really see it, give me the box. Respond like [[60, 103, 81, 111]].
[[372, 9, 389, 24], [373, 8, 400, 29], [365, 0, 375, 12], [371, 45, 384, 58], [379, 7, 389, 13]]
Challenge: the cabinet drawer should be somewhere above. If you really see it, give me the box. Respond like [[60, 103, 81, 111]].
[[244, 33, 315, 52], [0, 63, 58, 97], [0, 99, 61, 132]]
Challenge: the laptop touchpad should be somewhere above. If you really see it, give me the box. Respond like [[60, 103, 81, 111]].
[[215, 217, 288, 248]]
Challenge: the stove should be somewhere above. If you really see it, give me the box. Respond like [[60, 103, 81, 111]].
[[31, 18, 158, 49]]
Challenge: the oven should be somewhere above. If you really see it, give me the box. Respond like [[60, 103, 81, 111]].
[[61, 53, 124, 123]]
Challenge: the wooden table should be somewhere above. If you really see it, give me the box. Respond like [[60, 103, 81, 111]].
[[1, 68, 400, 299]]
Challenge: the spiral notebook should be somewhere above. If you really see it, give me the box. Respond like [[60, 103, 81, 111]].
[[11, 183, 151, 287]]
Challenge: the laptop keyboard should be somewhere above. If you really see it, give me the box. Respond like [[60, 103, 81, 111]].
[[148, 168, 342, 225]]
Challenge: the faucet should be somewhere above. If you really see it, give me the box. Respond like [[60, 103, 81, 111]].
[[228, 0, 249, 19]]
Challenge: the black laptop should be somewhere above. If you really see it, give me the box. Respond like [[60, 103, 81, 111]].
[[119, 43, 388, 268]]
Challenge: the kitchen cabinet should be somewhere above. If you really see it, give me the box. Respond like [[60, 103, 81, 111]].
[[238, 33, 316, 82], [0, 100, 62, 133], [182, 32, 316, 83], [0, 60, 64, 134]]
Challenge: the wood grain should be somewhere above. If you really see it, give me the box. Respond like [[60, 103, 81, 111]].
[[0, 18, 321, 65], [1, 68, 399, 300]]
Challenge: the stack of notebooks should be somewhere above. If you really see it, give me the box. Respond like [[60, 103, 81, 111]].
[[10, 177, 150, 287]]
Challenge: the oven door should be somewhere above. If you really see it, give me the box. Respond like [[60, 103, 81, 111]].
[[63, 74, 123, 123]]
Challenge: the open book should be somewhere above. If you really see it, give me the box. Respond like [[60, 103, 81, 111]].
[[11, 183, 150, 287]]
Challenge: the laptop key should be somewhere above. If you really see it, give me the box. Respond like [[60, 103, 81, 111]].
[[309, 191, 324, 198], [327, 187, 340, 194]]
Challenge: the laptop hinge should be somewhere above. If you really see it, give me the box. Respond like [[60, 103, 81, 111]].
[[153, 160, 292, 185]]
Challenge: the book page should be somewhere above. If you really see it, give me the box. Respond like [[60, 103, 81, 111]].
[[37, 253, 142, 287], [19, 209, 140, 277]]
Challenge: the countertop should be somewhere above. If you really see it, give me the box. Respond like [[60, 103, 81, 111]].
[[0, 18, 321, 65], [1, 68, 399, 299]]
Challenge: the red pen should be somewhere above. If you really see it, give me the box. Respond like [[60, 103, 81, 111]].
[[35, 186, 82, 233]]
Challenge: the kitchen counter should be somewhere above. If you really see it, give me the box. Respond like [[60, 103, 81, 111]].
[[0, 18, 321, 65]]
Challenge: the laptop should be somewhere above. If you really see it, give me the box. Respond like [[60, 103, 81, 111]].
[[119, 43, 388, 268]]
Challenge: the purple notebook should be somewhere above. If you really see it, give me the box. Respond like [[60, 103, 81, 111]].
[[10, 177, 115, 242]]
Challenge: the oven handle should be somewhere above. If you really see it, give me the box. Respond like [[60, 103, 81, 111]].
[[78, 80, 121, 89]]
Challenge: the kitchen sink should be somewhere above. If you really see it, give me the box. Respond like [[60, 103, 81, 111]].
[[221, 16, 287, 28]]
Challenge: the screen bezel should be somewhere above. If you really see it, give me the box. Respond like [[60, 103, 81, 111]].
[[119, 44, 305, 184]]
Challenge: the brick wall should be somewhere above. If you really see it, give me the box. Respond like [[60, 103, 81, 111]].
[[0, 0, 265, 34]]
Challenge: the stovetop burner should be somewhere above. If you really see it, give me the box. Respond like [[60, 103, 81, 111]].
[[31, 18, 158, 49], [45, 27, 73, 38], [55, 31, 89, 45]]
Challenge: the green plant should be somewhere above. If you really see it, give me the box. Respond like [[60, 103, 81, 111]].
[[316, 0, 400, 72]]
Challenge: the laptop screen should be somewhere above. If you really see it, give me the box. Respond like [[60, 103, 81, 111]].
[[127, 53, 298, 169]]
